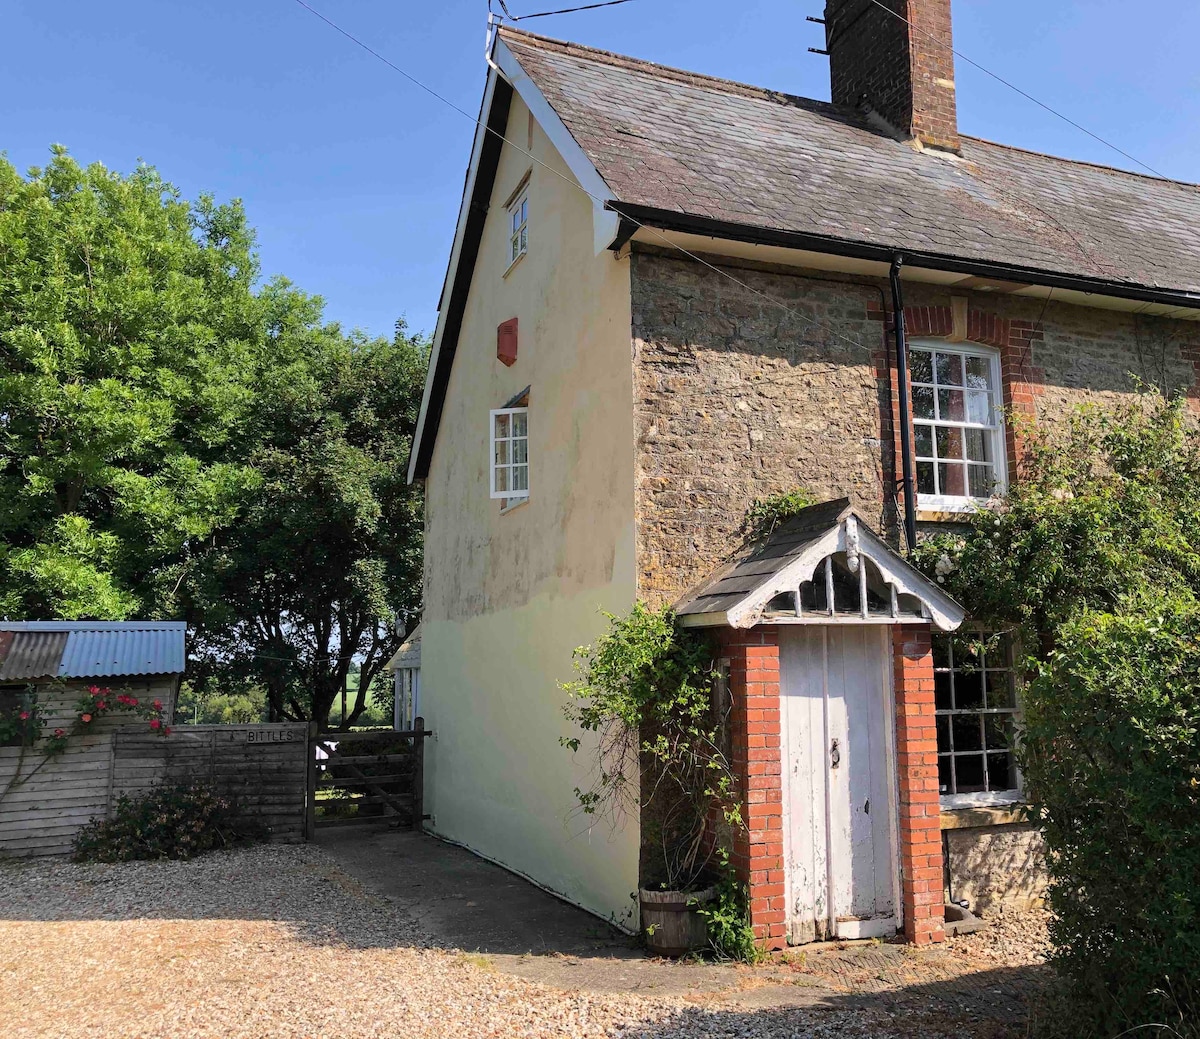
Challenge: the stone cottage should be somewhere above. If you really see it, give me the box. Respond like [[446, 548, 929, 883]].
[[407, 0, 1200, 948]]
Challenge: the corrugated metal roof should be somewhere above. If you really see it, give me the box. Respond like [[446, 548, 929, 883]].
[[0, 631, 69, 680], [0, 622, 186, 679]]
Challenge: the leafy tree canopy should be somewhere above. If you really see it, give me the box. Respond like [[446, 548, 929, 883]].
[[0, 147, 262, 617], [0, 149, 425, 729]]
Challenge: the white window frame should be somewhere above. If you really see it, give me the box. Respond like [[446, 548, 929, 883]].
[[489, 406, 529, 501], [506, 190, 528, 270], [933, 632, 1023, 809], [910, 341, 1007, 512]]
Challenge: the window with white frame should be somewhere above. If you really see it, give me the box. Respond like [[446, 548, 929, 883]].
[[933, 633, 1021, 804], [507, 191, 528, 268], [490, 406, 529, 501], [911, 343, 1005, 506]]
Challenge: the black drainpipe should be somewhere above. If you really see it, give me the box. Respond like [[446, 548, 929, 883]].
[[890, 255, 919, 555]]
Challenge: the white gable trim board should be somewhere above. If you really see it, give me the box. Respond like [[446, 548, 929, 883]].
[[491, 37, 619, 255]]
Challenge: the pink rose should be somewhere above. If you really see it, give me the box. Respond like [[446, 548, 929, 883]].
[[149, 718, 161, 730], [80, 713, 93, 723]]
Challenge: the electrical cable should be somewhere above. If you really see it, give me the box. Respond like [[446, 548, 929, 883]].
[[860, 0, 1168, 179], [503, 0, 637, 21], [288, 0, 882, 368]]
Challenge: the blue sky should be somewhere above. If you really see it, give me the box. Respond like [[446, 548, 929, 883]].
[[3, 0, 1197, 340]]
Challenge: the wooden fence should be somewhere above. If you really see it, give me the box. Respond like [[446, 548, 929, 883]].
[[0, 735, 115, 857], [114, 723, 310, 843], [0, 723, 310, 856]]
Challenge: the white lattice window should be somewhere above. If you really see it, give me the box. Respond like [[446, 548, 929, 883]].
[[933, 633, 1022, 806], [507, 192, 528, 268], [489, 407, 529, 501], [911, 343, 1006, 507]]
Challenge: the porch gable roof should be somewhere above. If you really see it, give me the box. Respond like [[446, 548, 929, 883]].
[[673, 499, 963, 632]]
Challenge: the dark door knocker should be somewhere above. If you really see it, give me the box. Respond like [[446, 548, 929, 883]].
[[830, 738, 841, 769]]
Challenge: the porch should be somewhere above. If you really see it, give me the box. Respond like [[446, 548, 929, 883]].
[[675, 499, 968, 949]]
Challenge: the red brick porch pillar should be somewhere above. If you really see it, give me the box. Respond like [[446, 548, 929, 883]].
[[893, 624, 946, 945], [718, 627, 786, 952]]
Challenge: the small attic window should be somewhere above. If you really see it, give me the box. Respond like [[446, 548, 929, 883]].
[[507, 190, 528, 270]]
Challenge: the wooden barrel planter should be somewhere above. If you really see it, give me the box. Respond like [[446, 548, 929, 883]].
[[639, 886, 717, 957]]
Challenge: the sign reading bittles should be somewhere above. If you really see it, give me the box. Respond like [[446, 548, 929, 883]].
[[246, 728, 300, 744]]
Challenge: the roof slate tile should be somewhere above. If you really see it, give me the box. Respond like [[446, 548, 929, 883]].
[[503, 28, 1200, 296]]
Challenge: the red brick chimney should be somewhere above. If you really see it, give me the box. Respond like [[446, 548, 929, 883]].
[[824, 0, 960, 152]]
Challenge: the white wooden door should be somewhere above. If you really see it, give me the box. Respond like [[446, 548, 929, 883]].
[[779, 626, 900, 943]]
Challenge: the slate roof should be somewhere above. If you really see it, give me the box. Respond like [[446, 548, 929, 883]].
[[502, 28, 1200, 298], [0, 622, 186, 680]]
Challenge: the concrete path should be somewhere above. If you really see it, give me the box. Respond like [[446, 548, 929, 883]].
[[316, 824, 1047, 1031]]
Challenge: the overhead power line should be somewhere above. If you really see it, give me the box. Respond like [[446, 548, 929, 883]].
[[860, 0, 1168, 179], [501, 0, 638, 21], [288, 0, 882, 364]]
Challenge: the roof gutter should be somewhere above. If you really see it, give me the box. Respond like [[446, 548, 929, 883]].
[[609, 203, 1200, 313]]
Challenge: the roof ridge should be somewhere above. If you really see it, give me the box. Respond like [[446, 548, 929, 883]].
[[498, 25, 845, 118], [501, 26, 1198, 191]]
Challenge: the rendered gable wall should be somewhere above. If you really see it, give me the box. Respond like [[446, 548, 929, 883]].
[[419, 92, 639, 925]]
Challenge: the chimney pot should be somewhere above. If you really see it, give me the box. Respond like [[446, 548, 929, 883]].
[[824, 0, 960, 152]]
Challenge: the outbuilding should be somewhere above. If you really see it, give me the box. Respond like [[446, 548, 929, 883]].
[[0, 621, 186, 856]]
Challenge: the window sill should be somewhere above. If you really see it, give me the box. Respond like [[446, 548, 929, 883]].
[[500, 496, 529, 515], [502, 250, 527, 279], [916, 496, 1004, 523], [940, 799, 1030, 830]]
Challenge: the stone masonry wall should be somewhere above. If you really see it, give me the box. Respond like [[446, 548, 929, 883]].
[[631, 245, 1200, 606], [631, 247, 896, 607]]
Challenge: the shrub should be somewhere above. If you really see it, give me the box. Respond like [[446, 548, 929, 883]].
[[743, 487, 815, 539], [911, 393, 1200, 1032], [1022, 607, 1200, 1035], [73, 783, 236, 862]]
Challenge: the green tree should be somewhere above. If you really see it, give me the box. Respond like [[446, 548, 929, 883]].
[[0, 148, 261, 618], [1, 149, 426, 730], [184, 319, 426, 729]]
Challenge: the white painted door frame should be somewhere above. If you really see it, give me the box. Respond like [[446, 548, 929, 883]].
[[780, 625, 903, 943]]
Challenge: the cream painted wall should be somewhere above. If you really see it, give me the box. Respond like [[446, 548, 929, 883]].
[[420, 92, 639, 925]]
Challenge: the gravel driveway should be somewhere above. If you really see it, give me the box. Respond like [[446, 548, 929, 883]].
[[1, 843, 1047, 1039]]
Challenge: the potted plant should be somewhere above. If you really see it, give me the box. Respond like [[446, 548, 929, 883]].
[[561, 604, 747, 957]]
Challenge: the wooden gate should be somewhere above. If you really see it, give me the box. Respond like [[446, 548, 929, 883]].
[[307, 718, 430, 835]]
